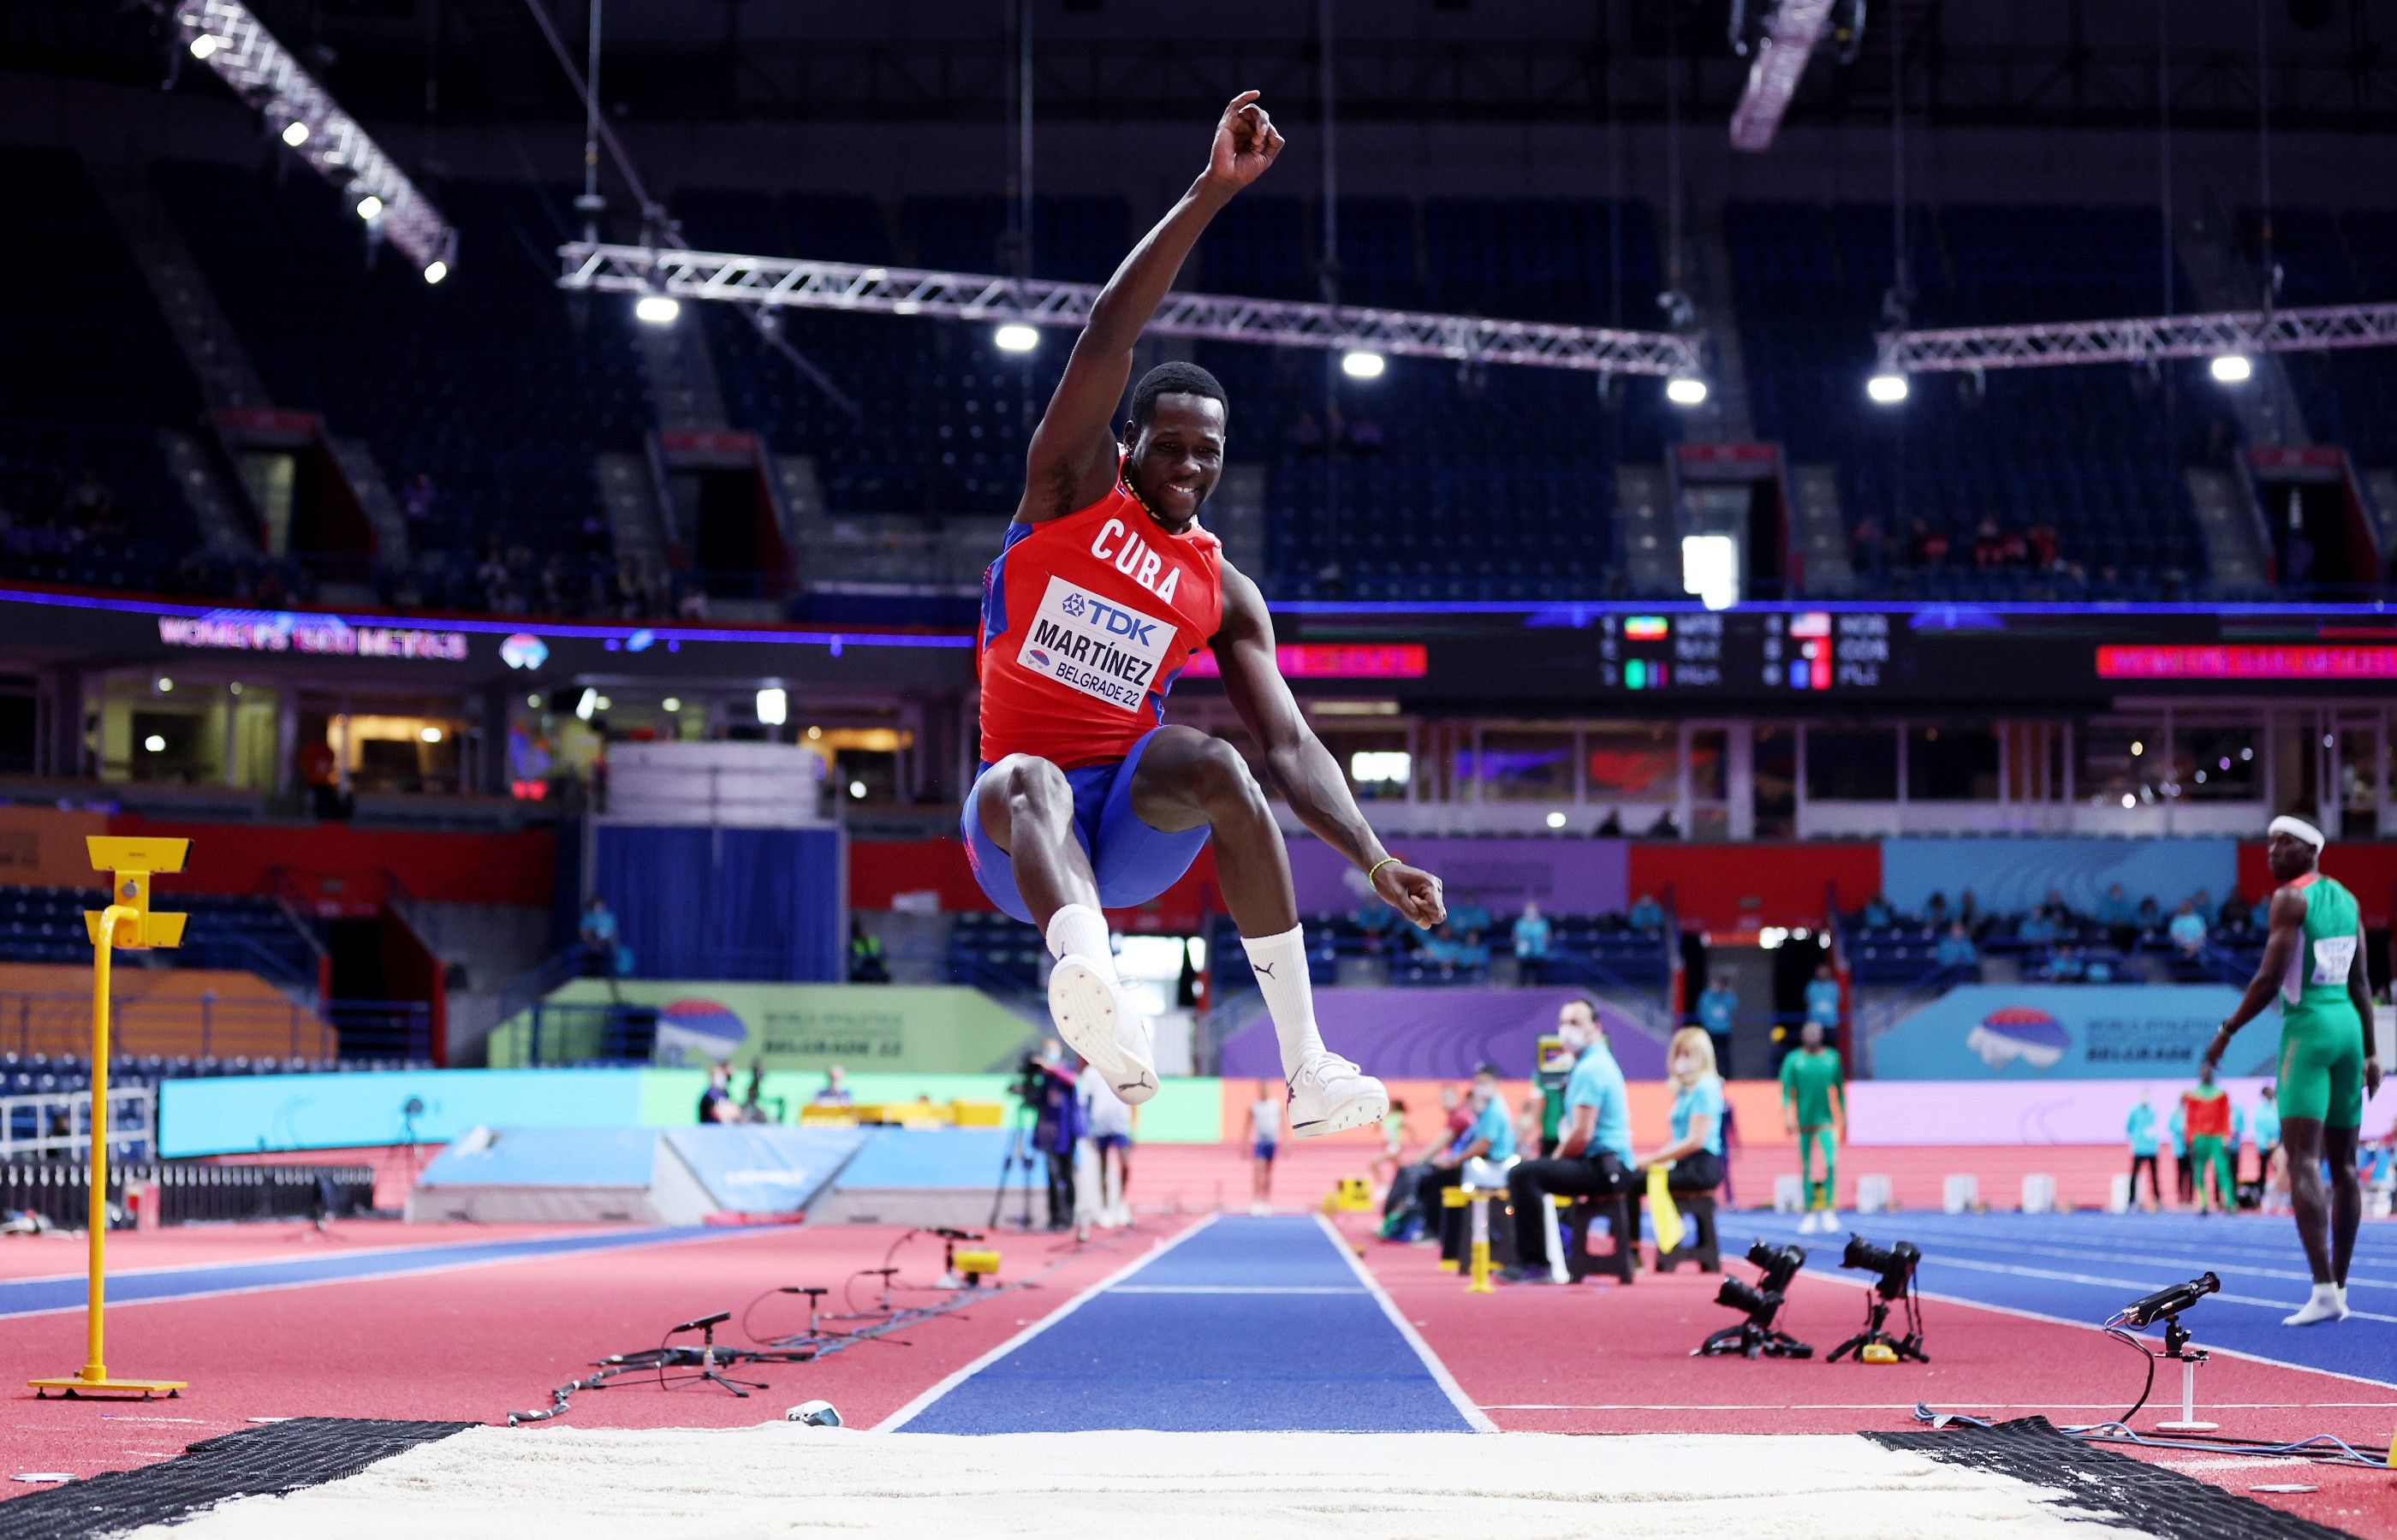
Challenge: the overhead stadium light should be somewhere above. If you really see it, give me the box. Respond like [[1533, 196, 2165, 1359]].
[[354, 193, 384, 221], [993, 323, 1040, 354], [1728, 0, 1837, 152], [756, 687, 788, 727], [633, 294, 681, 326], [422, 259, 449, 285], [1665, 374, 1710, 407], [173, 0, 457, 276], [1866, 371, 1910, 405], [2210, 353, 2254, 384], [1341, 349, 1387, 380]]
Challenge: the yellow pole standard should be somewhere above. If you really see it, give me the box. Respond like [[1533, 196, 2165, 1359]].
[[1466, 1189, 1495, 1294], [30, 836, 190, 1401]]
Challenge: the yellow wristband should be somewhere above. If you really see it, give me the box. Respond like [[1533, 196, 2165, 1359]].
[[1366, 855, 1402, 886]]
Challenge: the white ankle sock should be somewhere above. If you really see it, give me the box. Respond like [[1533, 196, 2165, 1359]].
[[2284, 1281, 2343, 1326], [1044, 904, 1117, 981], [1241, 925, 1325, 1078]]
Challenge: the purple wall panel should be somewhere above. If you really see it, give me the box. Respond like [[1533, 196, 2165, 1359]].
[[1287, 836, 1631, 918], [1219, 987, 1665, 1083]]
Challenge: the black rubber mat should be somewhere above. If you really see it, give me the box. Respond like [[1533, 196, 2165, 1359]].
[[1869, 1416, 2360, 1540], [0, 1417, 472, 1538]]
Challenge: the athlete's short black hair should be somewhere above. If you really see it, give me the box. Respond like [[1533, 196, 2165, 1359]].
[[1127, 361, 1228, 431]]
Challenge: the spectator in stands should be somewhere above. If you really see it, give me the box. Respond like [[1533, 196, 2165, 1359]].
[[1501, 998, 1633, 1283], [2168, 900, 2208, 958], [1638, 1026, 1725, 1198], [1627, 893, 1665, 936], [1511, 900, 1551, 984], [2026, 520, 2061, 571], [1859, 894, 1894, 929], [2085, 950, 2115, 984], [2136, 895, 2164, 937], [1935, 922, 1978, 972], [2126, 1090, 2162, 1212], [1957, 889, 1984, 937], [1695, 974, 1740, 1067], [812, 1066, 853, 1107], [2048, 945, 2086, 983], [698, 1062, 737, 1124], [1924, 891, 1951, 930], [2097, 883, 2137, 945], [2015, 907, 2057, 946], [1415, 922, 1474, 978], [848, 919, 889, 983], [1448, 899, 1496, 936], [1972, 519, 2007, 568], [1847, 516, 1888, 578], [580, 895, 621, 977], [1906, 518, 1950, 568], [1246, 1079, 1281, 1216], [402, 472, 436, 530]]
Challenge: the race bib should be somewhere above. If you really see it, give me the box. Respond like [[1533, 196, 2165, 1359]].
[[2311, 933, 2358, 987], [1016, 575, 1173, 715]]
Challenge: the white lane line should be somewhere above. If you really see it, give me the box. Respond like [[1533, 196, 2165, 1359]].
[[1317, 1211, 1499, 1434], [876, 1213, 1217, 1432], [1912, 1253, 2397, 1325], [1107, 1275, 1361, 1285]]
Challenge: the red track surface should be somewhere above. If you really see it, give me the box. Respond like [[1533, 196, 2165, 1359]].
[[5, 1142, 2392, 1536], [3, 1218, 1191, 1487]]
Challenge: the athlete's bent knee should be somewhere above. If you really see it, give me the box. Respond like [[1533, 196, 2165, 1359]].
[[1186, 736, 1265, 813]]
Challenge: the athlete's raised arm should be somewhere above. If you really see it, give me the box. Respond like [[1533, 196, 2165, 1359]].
[[1016, 92, 1282, 524], [1211, 562, 1445, 930]]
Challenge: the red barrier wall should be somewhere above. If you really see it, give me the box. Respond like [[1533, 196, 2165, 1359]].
[[2237, 841, 2397, 925], [1627, 841, 1883, 930], [106, 813, 556, 906]]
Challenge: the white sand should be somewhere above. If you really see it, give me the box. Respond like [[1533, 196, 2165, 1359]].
[[132, 1425, 2150, 1539]]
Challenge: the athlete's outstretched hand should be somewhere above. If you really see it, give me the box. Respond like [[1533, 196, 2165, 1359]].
[[1205, 92, 1284, 192], [1375, 859, 1446, 931], [2368, 1055, 2384, 1100]]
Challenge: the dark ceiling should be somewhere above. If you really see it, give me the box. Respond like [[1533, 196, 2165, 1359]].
[[21, 1, 2397, 132]]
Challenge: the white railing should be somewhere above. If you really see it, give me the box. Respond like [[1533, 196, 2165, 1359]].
[[0, 1085, 156, 1162]]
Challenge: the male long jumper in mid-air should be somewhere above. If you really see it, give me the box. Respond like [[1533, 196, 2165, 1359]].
[[2205, 814, 2383, 1326], [961, 92, 1445, 1135]]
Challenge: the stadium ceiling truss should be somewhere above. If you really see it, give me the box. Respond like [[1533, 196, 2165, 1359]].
[[556, 243, 1702, 378], [1728, 0, 1835, 152], [173, 0, 457, 274], [1882, 303, 2397, 375]]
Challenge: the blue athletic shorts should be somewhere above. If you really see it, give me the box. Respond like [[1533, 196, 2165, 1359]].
[[1091, 1133, 1131, 1155], [962, 727, 1210, 925]]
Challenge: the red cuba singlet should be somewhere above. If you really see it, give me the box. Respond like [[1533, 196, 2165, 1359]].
[[977, 479, 1224, 770]]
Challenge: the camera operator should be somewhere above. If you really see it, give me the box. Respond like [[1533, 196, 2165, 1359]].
[[1502, 997, 1633, 1282], [1022, 1039, 1083, 1229]]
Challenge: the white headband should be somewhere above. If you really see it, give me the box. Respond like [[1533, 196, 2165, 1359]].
[[2268, 815, 2326, 852]]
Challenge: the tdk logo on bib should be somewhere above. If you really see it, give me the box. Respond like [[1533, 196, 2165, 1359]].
[[1020, 575, 1172, 713]]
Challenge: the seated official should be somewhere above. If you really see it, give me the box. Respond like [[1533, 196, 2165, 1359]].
[[1425, 1064, 1518, 1212], [1502, 996, 1634, 1282], [1637, 1026, 1725, 1196]]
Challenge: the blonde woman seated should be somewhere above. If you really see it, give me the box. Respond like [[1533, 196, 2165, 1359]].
[[1636, 1026, 1726, 1195]]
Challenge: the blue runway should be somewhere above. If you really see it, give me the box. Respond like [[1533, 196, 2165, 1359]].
[[0, 1227, 723, 1318], [1739, 1209, 2397, 1387], [897, 1215, 1485, 1433]]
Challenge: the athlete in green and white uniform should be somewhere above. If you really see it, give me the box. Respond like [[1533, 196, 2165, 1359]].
[[2208, 815, 2384, 1327], [1780, 1020, 1846, 1233]]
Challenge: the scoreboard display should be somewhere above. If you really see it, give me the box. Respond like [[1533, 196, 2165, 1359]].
[[1262, 605, 2397, 708]]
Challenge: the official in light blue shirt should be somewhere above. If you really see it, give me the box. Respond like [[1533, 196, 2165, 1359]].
[[1696, 978, 1739, 1038], [1463, 1081, 1518, 1165], [1502, 999, 1635, 1282], [2252, 1095, 2281, 1151], [1805, 967, 1841, 1028], [2126, 1101, 2158, 1156], [1669, 1073, 1726, 1158]]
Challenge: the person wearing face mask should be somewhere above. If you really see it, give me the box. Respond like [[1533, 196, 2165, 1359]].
[[1500, 997, 1633, 1282], [1637, 1027, 1726, 1197]]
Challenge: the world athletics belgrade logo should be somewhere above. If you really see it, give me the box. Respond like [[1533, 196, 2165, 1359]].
[[1966, 1005, 2072, 1072], [651, 997, 747, 1067]]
